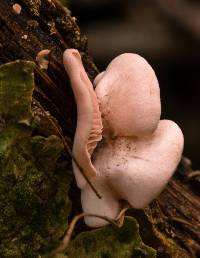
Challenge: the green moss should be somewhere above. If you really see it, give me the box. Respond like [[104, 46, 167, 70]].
[[66, 217, 156, 258], [0, 61, 72, 257]]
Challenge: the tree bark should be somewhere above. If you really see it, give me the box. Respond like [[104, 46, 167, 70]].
[[0, 0, 98, 136], [0, 1, 200, 257]]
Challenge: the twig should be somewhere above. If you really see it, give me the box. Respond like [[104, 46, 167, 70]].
[[51, 212, 119, 255], [115, 203, 130, 227], [52, 213, 85, 255], [51, 205, 130, 256], [168, 216, 193, 227], [187, 171, 200, 180]]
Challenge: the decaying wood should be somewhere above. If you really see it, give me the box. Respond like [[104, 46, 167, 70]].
[[0, 0, 98, 137], [0, 1, 200, 257]]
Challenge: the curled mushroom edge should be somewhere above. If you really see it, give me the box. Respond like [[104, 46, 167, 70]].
[[63, 49, 184, 228]]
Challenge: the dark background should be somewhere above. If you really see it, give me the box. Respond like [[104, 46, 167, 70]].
[[68, 0, 200, 168]]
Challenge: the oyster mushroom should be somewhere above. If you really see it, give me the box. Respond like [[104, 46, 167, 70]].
[[63, 49, 184, 227]]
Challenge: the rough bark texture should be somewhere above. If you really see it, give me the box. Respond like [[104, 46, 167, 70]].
[[0, 1, 200, 257], [0, 0, 98, 137]]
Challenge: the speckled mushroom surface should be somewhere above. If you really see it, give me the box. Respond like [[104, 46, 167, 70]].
[[63, 49, 184, 228]]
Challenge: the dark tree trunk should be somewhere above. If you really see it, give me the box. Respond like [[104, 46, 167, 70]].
[[0, 1, 199, 257]]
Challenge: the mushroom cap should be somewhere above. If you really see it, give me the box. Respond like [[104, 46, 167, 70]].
[[81, 120, 183, 227], [95, 53, 161, 138], [93, 120, 184, 209]]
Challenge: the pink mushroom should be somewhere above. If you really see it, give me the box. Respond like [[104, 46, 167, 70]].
[[63, 49, 184, 228], [95, 53, 161, 138]]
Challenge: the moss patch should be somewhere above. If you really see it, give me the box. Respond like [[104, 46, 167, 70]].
[[66, 217, 156, 258], [0, 61, 72, 258]]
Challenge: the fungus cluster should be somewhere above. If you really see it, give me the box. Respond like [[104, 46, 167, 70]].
[[63, 49, 184, 228]]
